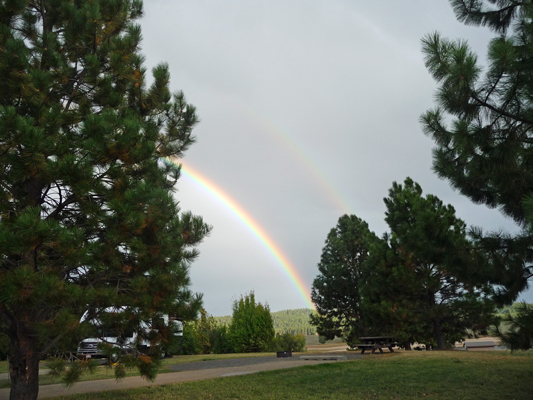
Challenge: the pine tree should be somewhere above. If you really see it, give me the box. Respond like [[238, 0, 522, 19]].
[[0, 1, 210, 399], [361, 233, 426, 349], [368, 178, 496, 349], [312, 181, 495, 350], [310, 215, 377, 344], [420, 0, 533, 303]]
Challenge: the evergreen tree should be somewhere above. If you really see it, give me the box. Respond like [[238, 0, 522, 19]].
[[369, 178, 496, 349], [229, 292, 274, 353], [0, 1, 210, 399], [310, 215, 377, 344], [361, 233, 426, 349], [420, 0, 533, 303], [311, 181, 495, 350]]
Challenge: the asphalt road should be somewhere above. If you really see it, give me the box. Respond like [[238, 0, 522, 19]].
[[0, 354, 360, 399]]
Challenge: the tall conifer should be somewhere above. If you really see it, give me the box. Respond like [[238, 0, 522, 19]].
[[311, 181, 495, 350], [0, 1, 210, 399], [376, 178, 495, 349], [310, 215, 377, 345]]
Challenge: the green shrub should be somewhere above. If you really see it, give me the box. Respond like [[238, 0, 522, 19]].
[[212, 325, 235, 354], [180, 323, 200, 355], [271, 333, 306, 352], [179, 311, 235, 355]]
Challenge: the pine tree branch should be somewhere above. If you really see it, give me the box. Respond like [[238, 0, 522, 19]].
[[40, 332, 65, 355], [471, 92, 533, 124], [63, 69, 88, 112], [483, 68, 505, 103], [46, 194, 76, 221], [453, 0, 527, 33]]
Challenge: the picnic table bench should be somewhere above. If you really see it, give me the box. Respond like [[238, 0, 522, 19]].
[[352, 336, 397, 354]]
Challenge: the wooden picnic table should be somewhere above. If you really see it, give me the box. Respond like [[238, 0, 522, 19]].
[[353, 336, 397, 354]]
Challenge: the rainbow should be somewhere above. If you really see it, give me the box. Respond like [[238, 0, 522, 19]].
[[246, 110, 355, 215], [225, 98, 355, 215], [164, 157, 315, 310]]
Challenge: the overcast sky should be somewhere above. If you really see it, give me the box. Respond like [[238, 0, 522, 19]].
[[140, 0, 532, 316]]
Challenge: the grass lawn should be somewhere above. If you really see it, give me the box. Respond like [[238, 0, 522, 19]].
[[40, 350, 533, 400]]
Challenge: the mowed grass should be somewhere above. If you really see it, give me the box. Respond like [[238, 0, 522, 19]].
[[47, 350, 533, 400]]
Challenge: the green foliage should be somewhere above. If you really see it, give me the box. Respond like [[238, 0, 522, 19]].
[[0, 0, 210, 396], [497, 302, 533, 317], [180, 323, 200, 356], [310, 215, 377, 343], [366, 178, 497, 349], [229, 292, 275, 353], [312, 179, 496, 349], [46, 357, 99, 387], [113, 363, 127, 381], [270, 333, 306, 352], [194, 309, 219, 355], [420, 0, 533, 304], [217, 308, 317, 336], [180, 311, 234, 355], [271, 309, 317, 335], [136, 354, 160, 382], [211, 324, 235, 355], [494, 302, 533, 351], [215, 315, 232, 326], [161, 319, 185, 357], [91, 344, 164, 382], [190, 308, 234, 355]]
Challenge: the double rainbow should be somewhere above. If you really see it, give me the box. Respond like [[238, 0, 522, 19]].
[[164, 157, 315, 310]]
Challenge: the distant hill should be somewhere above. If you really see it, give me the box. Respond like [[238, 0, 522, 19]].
[[215, 308, 317, 335]]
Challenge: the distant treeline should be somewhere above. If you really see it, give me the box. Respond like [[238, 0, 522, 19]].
[[212, 303, 533, 337], [216, 308, 317, 335]]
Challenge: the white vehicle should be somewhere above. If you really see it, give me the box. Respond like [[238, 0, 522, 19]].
[[76, 309, 183, 362]]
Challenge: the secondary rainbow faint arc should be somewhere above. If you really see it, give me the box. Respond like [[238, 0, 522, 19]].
[[164, 157, 315, 310]]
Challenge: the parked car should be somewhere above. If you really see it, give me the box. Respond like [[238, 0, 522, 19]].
[[76, 308, 183, 362]]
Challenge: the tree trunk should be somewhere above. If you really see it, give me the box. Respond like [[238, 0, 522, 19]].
[[433, 318, 446, 350], [9, 329, 40, 400], [8, 173, 44, 400]]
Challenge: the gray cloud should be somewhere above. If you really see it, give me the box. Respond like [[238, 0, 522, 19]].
[[141, 0, 530, 315]]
